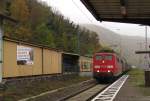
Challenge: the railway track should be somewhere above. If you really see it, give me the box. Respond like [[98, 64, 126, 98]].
[[91, 75, 129, 101], [65, 84, 107, 101], [63, 75, 129, 101]]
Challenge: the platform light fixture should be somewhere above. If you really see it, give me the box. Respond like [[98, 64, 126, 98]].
[[120, 0, 127, 16]]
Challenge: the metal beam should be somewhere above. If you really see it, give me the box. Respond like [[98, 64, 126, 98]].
[[101, 18, 150, 25], [81, 0, 150, 25], [135, 51, 150, 54], [80, 0, 102, 21], [120, 0, 127, 6]]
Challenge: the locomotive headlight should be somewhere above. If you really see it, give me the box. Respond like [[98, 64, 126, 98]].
[[107, 65, 113, 68], [108, 70, 110, 72], [97, 70, 100, 72], [95, 65, 100, 68]]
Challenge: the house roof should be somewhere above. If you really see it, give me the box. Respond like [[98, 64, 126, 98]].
[[3, 36, 62, 52]]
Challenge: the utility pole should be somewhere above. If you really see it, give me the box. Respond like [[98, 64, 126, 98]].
[[137, 42, 143, 65], [77, 30, 80, 55], [114, 28, 122, 56], [119, 36, 122, 57], [145, 26, 148, 65], [136, 25, 150, 87], [144, 26, 150, 87], [145, 26, 148, 51]]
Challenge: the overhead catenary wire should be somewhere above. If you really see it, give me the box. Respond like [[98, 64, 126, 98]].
[[72, 0, 93, 23]]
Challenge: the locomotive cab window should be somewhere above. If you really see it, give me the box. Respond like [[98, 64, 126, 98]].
[[95, 55, 103, 60], [117, 58, 120, 62], [105, 55, 113, 60], [121, 60, 123, 64]]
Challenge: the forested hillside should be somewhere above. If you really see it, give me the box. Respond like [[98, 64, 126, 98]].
[[0, 0, 101, 55]]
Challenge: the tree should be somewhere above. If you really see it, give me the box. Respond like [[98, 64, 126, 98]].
[[14, 25, 31, 40], [62, 32, 68, 51], [98, 46, 115, 53], [0, 0, 6, 13], [34, 23, 55, 48], [10, 0, 29, 23], [1, 0, 102, 56], [68, 35, 78, 53], [27, 0, 51, 29]]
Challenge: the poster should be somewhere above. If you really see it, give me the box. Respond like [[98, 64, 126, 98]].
[[17, 45, 34, 65]]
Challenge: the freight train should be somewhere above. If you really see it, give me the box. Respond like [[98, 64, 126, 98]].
[[93, 52, 130, 80]]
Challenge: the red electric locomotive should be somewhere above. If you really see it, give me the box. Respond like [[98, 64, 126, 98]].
[[93, 52, 127, 80]]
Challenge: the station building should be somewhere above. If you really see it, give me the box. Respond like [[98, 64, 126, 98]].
[[3, 36, 62, 78], [0, 13, 93, 83], [79, 56, 93, 77], [2, 37, 93, 79]]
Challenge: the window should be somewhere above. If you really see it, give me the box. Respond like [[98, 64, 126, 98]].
[[95, 55, 103, 60], [117, 58, 120, 62], [105, 55, 113, 60], [121, 60, 123, 64]]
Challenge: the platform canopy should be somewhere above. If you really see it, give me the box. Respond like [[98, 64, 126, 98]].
[[81, 0, 150, 25]]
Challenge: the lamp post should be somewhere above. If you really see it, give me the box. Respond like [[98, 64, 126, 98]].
[[145, 26, 148, 52]]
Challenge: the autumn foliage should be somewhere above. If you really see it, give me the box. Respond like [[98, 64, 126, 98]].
[[1, 0, 101, 55]]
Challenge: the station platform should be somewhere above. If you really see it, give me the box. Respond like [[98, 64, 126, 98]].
[[114, 76, 150, 101]]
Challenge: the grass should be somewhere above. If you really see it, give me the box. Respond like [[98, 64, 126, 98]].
[[127, 68, 150, 96], [0, 76, 91, 101], [127, 68, 144, 86]]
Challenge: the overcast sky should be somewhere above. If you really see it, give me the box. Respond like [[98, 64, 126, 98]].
[[40, 0, 150, 38]]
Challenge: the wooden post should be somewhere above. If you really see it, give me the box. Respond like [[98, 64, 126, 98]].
[[135, 51, 150, 87], [145, 71, 150, 87]]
